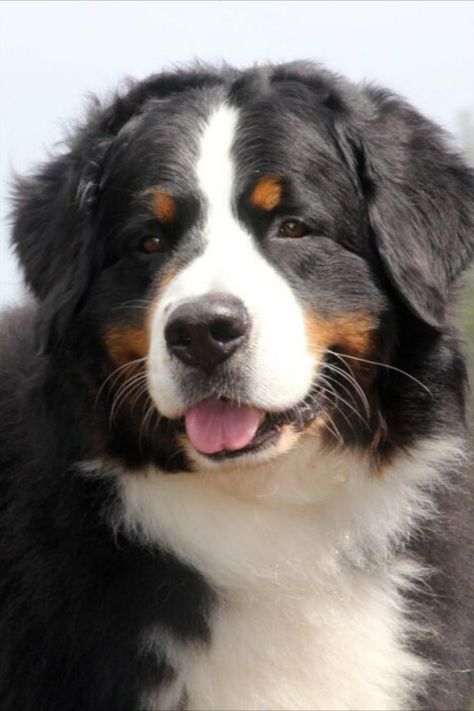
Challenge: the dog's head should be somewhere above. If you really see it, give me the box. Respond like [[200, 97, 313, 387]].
[[12, 63, 474, 471]]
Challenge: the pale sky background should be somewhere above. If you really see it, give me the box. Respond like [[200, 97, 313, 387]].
[[1, 0, 473, 305]]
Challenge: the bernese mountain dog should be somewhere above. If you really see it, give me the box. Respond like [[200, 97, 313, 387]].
[[1, 62, 473, 711]]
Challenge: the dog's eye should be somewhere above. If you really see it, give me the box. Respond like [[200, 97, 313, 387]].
[[278, 219, 309, 239], [139, 236, 162, 254]]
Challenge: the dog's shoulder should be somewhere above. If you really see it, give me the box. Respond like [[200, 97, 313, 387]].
[[0, 303, 40, 459]]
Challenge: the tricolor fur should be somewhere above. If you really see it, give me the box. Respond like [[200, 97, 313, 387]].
[[0, 62, 473, 710]]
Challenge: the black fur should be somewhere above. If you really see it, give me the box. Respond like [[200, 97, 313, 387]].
[[1, 62, 473, 710]]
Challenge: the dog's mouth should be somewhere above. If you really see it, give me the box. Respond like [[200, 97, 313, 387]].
[[181, 389, 321, 460]]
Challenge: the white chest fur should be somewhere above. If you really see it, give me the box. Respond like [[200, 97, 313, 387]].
[[151, 560, 426, 711], [115, 436, 462, 710]]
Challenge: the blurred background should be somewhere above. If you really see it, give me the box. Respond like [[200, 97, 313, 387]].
[[0, 0, 473, 382]]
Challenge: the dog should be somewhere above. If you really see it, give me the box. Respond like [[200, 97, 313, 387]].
[[0, 62, 473, 710]]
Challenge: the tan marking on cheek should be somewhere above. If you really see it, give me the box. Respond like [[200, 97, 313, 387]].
[[105, 264, 177, 370], [304, 312, 375, 360], [304, 312, 378, 453], [104, 326, 150, 368], [250, 175, 283, 212], [149, 190, 176, 223], [304, 315, 393, 472]]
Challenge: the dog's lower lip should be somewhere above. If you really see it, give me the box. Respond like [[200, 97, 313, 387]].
[[180, 387, 322, 459]]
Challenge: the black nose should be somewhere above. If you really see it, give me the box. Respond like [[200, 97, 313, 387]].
[[164, 294, 250, 371]]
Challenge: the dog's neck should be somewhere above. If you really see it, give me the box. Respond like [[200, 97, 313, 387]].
[[111, 434, 462, 588]]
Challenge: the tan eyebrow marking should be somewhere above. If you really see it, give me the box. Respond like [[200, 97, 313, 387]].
[[147, 190, 177, 223], [250, 175, 283, 212]]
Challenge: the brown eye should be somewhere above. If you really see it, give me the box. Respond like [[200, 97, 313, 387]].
[[278, 219, 309, 239], [139, 236, 162, 254]]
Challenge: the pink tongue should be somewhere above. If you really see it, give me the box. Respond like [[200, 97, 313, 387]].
[[185, 398, 264, 455]]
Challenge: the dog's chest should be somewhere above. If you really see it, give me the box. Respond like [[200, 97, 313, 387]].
[[176, 574, 413, 710], [118, 443, 444, 710], [145, 557, 423, 711], [126, 495, 426, 709]]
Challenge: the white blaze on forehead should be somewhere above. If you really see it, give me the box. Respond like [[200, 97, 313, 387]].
[[147, 101, 317, 420], [196, 103, 238, 227]]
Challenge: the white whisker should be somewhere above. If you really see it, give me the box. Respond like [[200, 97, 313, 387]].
[[317, 373, 370, 429], [321, 361, 371, 418], [95, 357, 148, 409], [325, 349, 432, 396], [109, 372, 149, 428]]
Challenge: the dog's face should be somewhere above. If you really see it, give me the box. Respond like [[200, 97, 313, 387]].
[[81, 87, 388, 469], [12, 65, 474, 472]]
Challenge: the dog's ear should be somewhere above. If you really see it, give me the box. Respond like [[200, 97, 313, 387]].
[[353, 88, 474, 329], [12, 134, 110, 353], [11, 69, 225, 353]]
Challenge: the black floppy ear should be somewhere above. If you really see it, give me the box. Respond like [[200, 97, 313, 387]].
[[355, 88, 474, 329], [11, 135, 110, 353], [11, 69, 225, 353]]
